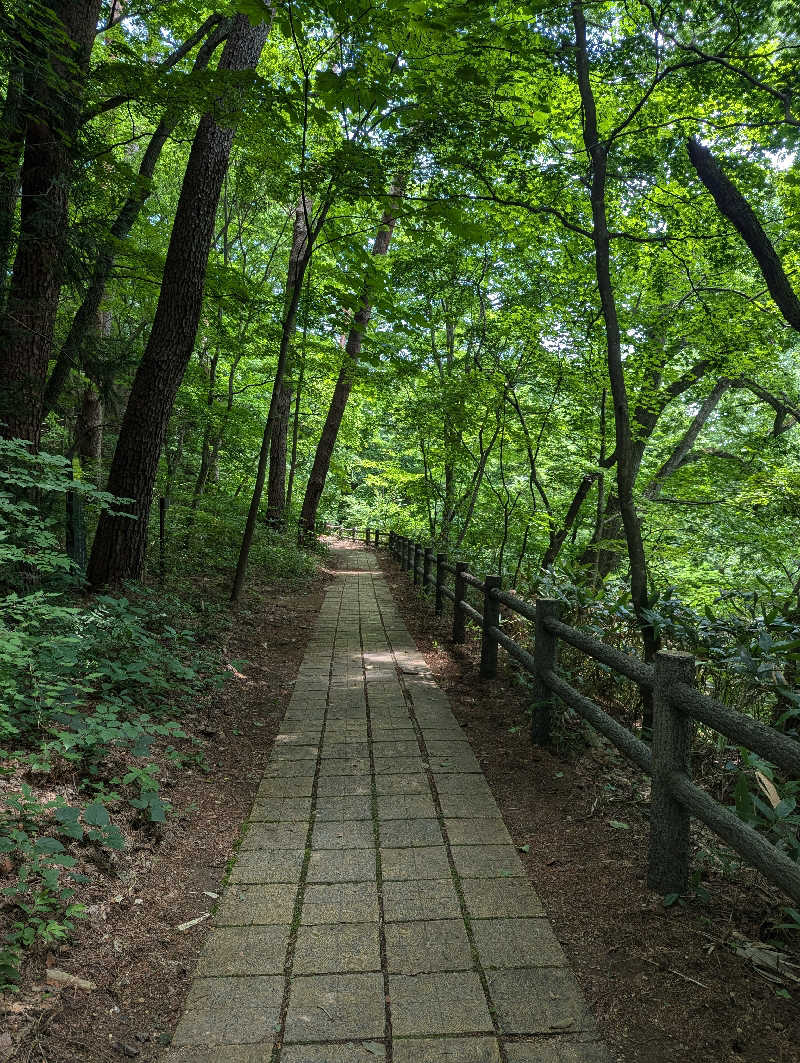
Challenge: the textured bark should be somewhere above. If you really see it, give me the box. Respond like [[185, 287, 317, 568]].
[[87, 14, 270, 587], [0, 63, 24, 310], [265, 196, 313, 526], [688, 138, 800, 332], [0, 0, 103, 444], [573, 1, 657, 679], [231, 194, 321, 600], [299, 181, 405, 537], [42, 17, 230, 418], [266, 382, 292, 524]]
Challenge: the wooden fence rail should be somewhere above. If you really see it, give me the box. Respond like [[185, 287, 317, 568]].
[[320, 523, 800, 904]]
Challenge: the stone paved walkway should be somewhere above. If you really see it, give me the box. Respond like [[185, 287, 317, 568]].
[[163, 547, 610, 1063]]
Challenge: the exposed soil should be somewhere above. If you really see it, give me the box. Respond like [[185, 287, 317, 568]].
[[2, 561, 331, 1063], [378, 551, 800, 1063]]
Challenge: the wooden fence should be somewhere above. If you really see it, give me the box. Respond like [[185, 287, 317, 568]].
[[322, 523, 800, 905]]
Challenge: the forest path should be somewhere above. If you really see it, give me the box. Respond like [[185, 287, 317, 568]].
[[162, 545, 609, 1063]]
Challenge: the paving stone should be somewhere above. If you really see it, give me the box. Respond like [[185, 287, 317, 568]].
[[487, 968, 597, 1035], [242, 821, 308, 850], [319, 757, 372, 777], [389, 971, 493, 1036], [380, 846, 451, 881], [250, 798, 312, 822], [460, 878, 544, 919], [372, 756, 425, 774], [383, 879, 461, 921], [377, 794, 436, 820], [263, 759, 317, 779], [505, 1040, 611, 1062], [472, 918, 566, 968], [230, 848, 304, 884], [433, 773, 493, 796], [315, 795, 372, 820], [195, 926, 290, 976], [370, 740, 421, 756], [256, 777, 315, 799], [445, 818, 512, 847], [385, 919, 473, 973], [307, 848, 376, 883], [284, 973, 386, 1041], [450, 845, 525, 879], [215, 883, 297, 926], [374, 772, 429, 795], [437, 793, 499, 818], [282, 1045, 386, 1062], [393, 1038, 501, 1063], [171, 976, 283, 1046], [293, 922, 381, 974], [379, 817, 444, 848], [163, 1048, 274, 1062], [302, 882, 379, 924], [312, 819, 375, 849], [317, 774, 372, 797]]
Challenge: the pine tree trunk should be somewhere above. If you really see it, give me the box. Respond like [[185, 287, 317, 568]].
[[298, 181, 405, 537], [87, 14, 270, 588], [0, 1, 102, 445]]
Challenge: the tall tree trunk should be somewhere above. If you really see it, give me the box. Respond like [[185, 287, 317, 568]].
[[298, 180, 405, 537], [86, 14, 270, 588], [41, 16, 229, 418], [231, 194, 323, 600], [0, 63, 24, 310], [266, 382, 292, 525], [572, 1, 657, 678], [0, 0, 103, 445]]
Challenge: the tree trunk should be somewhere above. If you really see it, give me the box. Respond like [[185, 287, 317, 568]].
[[0, 63, 24, 311], [230, 194, 322, 600], [266, 382, 292, 525], [298, 180, 405, 537], [0, 0, 103, 445], [87, 14, 270, 588], [41, 17, 229, 418], [572, 1, 658, 690]]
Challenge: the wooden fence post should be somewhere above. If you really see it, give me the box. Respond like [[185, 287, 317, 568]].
[[435, 553, 446, 616], [413, 543, 421, 585], [405, 538, 413, 575], [423, 547, 433, 592], [366, 526, 371, 545], [532, 599, 561, 744], [374, 528, 380, 550], [647, 651, 695, 895], [480, 575, 502, 678], [452, 561, 469, 644]]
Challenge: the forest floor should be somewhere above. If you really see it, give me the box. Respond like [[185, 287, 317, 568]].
[[378, 550, 800, 1063], [2, 560, 330, 1063]]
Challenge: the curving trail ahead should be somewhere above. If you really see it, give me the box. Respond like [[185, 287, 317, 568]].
[[163, 545, 610, 1063]]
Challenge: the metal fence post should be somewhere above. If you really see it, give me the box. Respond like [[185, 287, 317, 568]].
[[413, 543, 421, 585], [480, 575, 502, 678], [452, 562, 469, 644], [532, 599, 561, 744], [647, 651, 695, 896], [423, 548, 433, 592]]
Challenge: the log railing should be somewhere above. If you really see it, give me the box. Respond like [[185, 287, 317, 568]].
[[325, 525, 800, 905]]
